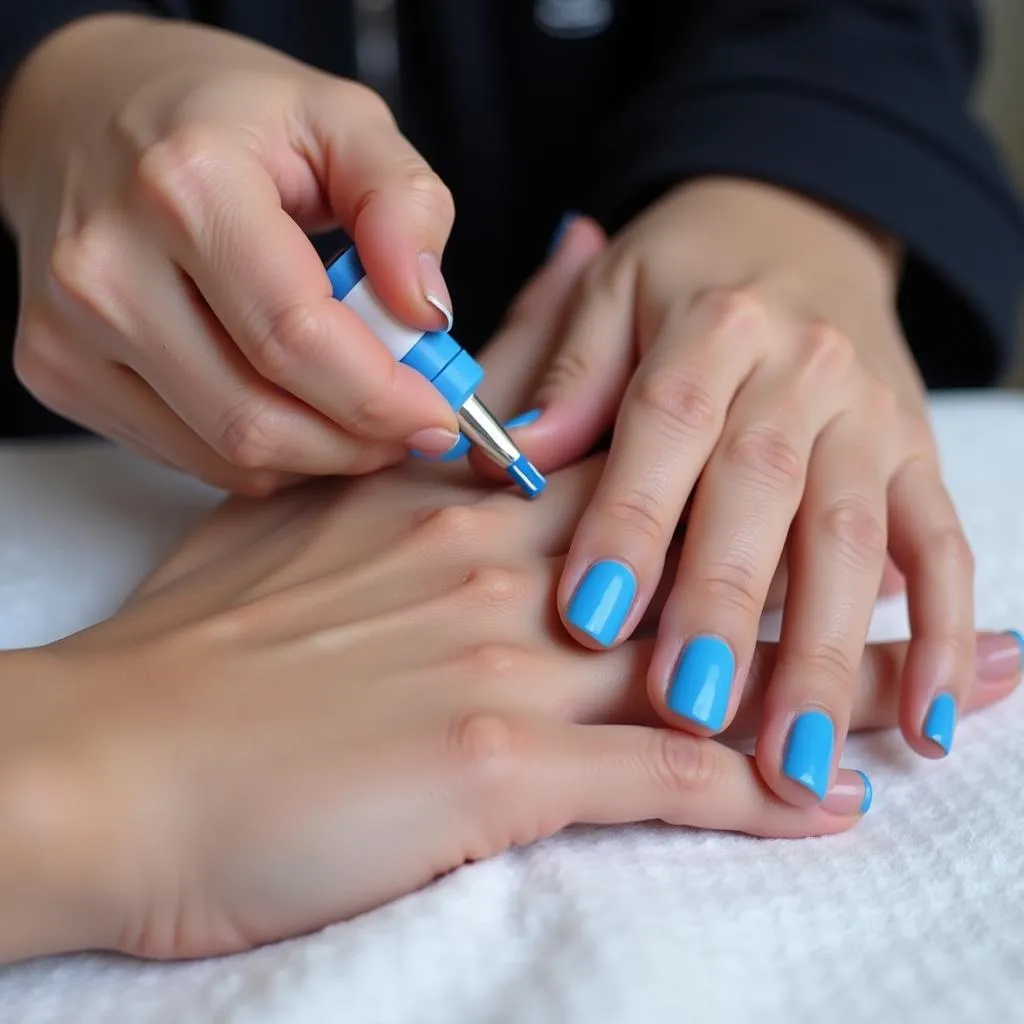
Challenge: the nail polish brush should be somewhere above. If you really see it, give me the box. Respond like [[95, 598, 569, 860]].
[[326, 247, 546, 498]]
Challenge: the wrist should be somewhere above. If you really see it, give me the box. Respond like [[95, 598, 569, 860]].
[[0, 647, 122, 962]]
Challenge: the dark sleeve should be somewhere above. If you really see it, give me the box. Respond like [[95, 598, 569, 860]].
[[587, 0, 1024, 388]]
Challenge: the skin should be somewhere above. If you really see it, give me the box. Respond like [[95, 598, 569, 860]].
[[484, 190, 976, 808], [0, 245, 1019, 966], [0, 13, 462, 493], [0, 14, 985, 811]]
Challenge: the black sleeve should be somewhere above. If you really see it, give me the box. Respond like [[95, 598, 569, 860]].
[[587, 0, 1024, 388]]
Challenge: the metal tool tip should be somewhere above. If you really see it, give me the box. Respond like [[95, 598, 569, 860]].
[[507, 455, 546, 499]]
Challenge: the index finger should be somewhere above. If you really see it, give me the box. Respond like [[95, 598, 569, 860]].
[[136, 132, 457, 444]]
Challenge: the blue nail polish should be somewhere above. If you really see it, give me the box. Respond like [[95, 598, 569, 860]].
[[855, 770, 873, 814], [782, 711, 835, 800], [410, 433, 470, 462], [1008, 629, 1024, 655], [503, 408, 542, 431], [566, 560, 636, 647], [547, 211, 580, 257], [923, 693, 957, 755], [666, 636, 735, 730]]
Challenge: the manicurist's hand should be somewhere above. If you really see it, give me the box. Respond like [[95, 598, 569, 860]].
[[490, 178, 986, 807], [0, 14, 461, 495]]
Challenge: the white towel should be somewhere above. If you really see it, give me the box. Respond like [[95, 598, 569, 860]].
[[1, 394, 1022, 1024]]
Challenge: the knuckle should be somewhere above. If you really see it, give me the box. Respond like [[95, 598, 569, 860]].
[[403, 166, 455, 224], [341, 80, 396, 125], [461, 566, 527, 613], [537, 348, 591, 400], [342, 374, 402, 438], [48, 230, 119, 320], [930, 524, 975, 579], [797, 642, 859, 688], [633, 371, 718, 439], [900, 419, 938, 459], [216, 396, 288, 469], [697, 287, 769, 339], [463, 643, 531, 687], [821, 498, 887, 568], [646, 731, 720, 796], [448, 711, 519, 782], [798, 322, 856, 378], [413, 503, 493, 553], [722, 425, 804, 490], [600, 488, 668, 546], [248, 302, 325, 383], [695, 561, 763, 619], [134, 128, 220, 234]]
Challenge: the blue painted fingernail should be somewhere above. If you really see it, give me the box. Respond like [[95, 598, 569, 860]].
[[923, 693, 957, 755], [548, 211, 580, 257], [666, 636, 735, 730], [782, 711, 835, 800], [855, 770, 873, 814], [410, 433, 471, 462], [566, 560, 636, 647], [503, 408, 542, 431], [1008, 628, 1024, 655]]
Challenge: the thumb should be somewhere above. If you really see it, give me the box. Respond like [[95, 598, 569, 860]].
[[493, 221, 636, 476], [304, 85, 456, 333], [466, 214, 614, 480]]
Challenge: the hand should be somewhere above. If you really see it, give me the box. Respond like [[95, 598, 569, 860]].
[[488, 179, 985, 807], [1, 219, 1018, 964], [4, 445, 1017, 964], [0, 14, 461, 494]]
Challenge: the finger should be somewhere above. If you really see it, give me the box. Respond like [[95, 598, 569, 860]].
[[135, 135, 457, 445], [731, 633, 1021, 741], [764, 553, 904, 612], [61, 236, 406, 476], [648, 332, 849, 740], [560, 291, 771, 652], [754, 410, 889, 805], [887, 454, 976, 758], [532, 631, 1021, 747], [466, 215, 611, 478], [504, 718, 872, 843], [485, 230, 636, 475], [304, 84, 456, 332], [14, 312, 296, 496]]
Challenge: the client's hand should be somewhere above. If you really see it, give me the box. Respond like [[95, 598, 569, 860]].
[[2, 449, 1018, 965]]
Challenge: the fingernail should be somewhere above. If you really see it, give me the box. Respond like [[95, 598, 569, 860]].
[[406, 427, 462, 457], [547, 211, 580, 257], [666, 636, 735, 731], [566, 560, 637, 647], [976, 630, 1023, 685], [410, 433, 470, 461], [418, 253, 454, 330], [782, 710, 835, 800], [822, 769, 873, 816], [923, 692, 957, 756], [503, 408, 542, 431]]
